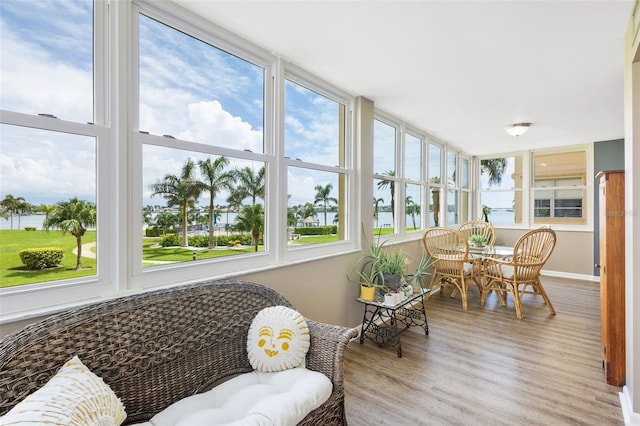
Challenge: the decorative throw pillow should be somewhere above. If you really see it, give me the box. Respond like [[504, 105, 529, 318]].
[[247, 305, 311, 372], [1, 355, 126, 426]]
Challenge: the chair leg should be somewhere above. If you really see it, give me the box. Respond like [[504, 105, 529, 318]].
[[460, 278, 468, 311], [533, 279, 556, 315], [480, 281, 488, 306], [513, 283, 524, 319]]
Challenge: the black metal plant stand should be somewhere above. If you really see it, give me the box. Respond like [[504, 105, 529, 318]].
[[357, 288, 430, 357]]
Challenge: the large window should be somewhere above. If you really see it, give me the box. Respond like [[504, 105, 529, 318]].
[[404, 133, 423, 232], [446, 150, 459, 226], [373, 119, 429, 235], [285, 78, 348, 246], [373, 118, 398, 233], [460, 156, 471, 223], [138, 12, 268, 269], [428, 143, 443, 226], [0, 0, 104, 292], [479, 156, 524, 225]]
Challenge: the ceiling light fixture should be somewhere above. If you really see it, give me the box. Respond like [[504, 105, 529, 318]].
[[504, 122, 532, 137]]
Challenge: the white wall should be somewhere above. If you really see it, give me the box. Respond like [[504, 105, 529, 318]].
[[496, 228, 594, 279], [621, 5, 640, 424]]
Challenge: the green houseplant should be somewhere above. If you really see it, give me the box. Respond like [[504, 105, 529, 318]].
[[468, 233, 487, 247], [348, 234, 434, 300]]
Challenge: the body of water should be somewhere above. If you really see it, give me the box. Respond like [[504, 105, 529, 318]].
[[2, 210, 517, 231], [1, 214, 48, 230]]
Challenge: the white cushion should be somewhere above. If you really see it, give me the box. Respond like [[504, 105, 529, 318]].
[[131, 367, 332, 426], [500, 265, 515, 279], [247, 306, 310, 372], [1, 355, 126, 426]]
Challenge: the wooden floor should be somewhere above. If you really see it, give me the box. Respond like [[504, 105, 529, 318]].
[[344, 276, 624, 426]]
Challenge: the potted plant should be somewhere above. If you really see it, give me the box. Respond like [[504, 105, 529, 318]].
[[469, 234, 487, 248], [348, 234, 434, 300], [347, 236, 397, 300], [349, 262, 382, 301], [373, 245, 406, 291], [405, 251, 434, 293]]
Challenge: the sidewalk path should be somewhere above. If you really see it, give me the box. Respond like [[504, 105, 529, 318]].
[[73, 241, 96, 259], [73, 241, 172, 265]]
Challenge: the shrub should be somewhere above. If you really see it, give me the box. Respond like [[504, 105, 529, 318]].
[[215, 234, 252, 246], [294, 225, 337, 236], [24, 227, 37, 231], [160, 234, 181, 247], [188, 235, 209, 248], [145, 227, 163, 237], [19, 247, 64, 270]]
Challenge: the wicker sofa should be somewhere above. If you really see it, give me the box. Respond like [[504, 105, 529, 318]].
[[0, 279, 359, 425]]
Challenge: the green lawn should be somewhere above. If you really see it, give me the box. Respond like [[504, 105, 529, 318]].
[[0, 230, 96, 288], [0, 230, 359, 287]]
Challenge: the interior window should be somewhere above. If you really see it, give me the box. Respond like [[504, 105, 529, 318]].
[[428, 143, 443, 226], [138, 12, 267, 266], [0, 0, 99, 289], [285, 79, 348, 246], [373, 119, 398, 234], [533, 151, 587, 225]]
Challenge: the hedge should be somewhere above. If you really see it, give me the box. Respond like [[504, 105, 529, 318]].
[[294, 225, 337, 236], [160, 233, 254, 248], [145, 227, 164, 237], [19, 247, 64, 270]]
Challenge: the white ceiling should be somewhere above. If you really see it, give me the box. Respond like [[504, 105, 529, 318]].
[[174, 0, 633, 156]]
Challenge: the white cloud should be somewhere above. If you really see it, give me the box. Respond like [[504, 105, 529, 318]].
[[0, 126, 96, 205], [0, 17, 93, 123]]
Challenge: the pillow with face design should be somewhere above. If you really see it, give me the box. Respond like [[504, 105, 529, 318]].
[[247, 305, 310, 372]]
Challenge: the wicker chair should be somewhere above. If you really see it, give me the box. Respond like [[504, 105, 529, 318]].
[[481, 228, 557, 319], [422, 227, 482, 311], [458, 220, 496, 246], [0, 279, 359, 425]]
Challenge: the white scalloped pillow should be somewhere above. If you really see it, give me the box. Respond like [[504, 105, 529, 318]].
[[1, 355, 126, 426], [247, 305, 310, 372]]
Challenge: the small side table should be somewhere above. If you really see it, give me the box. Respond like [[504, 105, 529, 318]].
[[357, 288, 430, 357]]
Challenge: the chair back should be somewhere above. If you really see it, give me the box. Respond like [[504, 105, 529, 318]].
[[458, 220, 496, 245], [512, 228, 556, 279], [423, 227, 469, 274]]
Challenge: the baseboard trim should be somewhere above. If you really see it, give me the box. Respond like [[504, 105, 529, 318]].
[[620, 386, 640, 426], [540, 269, 600, 282]]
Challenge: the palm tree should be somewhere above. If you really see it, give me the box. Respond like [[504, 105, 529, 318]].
[[39, 204, 57, 229], [373, 197, 384, 229], [297, 202, 317, 224], [482, 205, 491, 222], [226, 189, 246, 236], [155, 211, 179, 235], [1, 194, 25, 230], [196, 156, 234, 248], [149, 158, 201, 247], [406, 195, 420, 230], [234, 203, 264, 252], [142, 205, 154, 227], [15, 199, 32, 229], [314, 183, 338, 226], [376, 170, 396, 221], [480, 158, 508, 186], [45, 197, 96, 270], [234, 165, 265, 206]]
